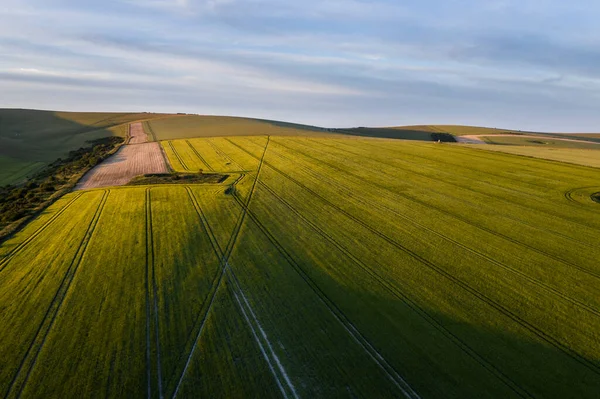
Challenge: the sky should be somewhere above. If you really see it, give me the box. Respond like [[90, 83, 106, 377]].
[[1, 0, 599, 131]]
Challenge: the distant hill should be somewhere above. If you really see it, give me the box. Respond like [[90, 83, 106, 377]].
[[0, 109, 168, 185], [143, 114, 333, 141]]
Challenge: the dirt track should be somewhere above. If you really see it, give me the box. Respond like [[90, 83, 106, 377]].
[[128, 122, 148, 144], [75, 123, 168, 190]]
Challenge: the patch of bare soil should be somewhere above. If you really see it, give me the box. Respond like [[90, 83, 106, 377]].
[[75, 142, 168, 190], [128, 122, 148, 144]]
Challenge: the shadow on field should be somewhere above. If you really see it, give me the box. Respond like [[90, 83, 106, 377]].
[[271, 258, 600, 399], [332, 127, 449, 141], [0, 109, 130, 163], [226, 208, 600, 399]]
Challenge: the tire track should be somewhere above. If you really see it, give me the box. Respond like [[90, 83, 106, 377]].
[[272, 139, 600, 279], [185, 140, 214, 171], [265, 144, 600, 306], [168, 141, 189, 171], [6, 190, 110, 399], [170, 138, 270, 398], [205, 138, 244, 170], [0, 193, 84, 272], [230, 139, 600, 376], [145, 188, 164, 399], [254, 181, 532, 397], [258, 174, 600, 317], [232, 192, 423, 399], [347, 138, 600, 250], [305, 138, 600, 230], [185, 187, 297, 399]]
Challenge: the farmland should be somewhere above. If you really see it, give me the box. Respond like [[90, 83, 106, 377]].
[[75, 123, 169, 190], [1, 131, 599, 398]]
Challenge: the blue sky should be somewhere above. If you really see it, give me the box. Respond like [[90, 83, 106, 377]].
[[1, 0, 599, 131]]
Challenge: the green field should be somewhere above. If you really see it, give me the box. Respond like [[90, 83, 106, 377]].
[[2, 134, 600, 398]]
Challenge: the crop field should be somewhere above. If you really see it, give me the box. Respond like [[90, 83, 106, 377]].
[[466, 145, 600, 169], [1, 135, 600, 398]]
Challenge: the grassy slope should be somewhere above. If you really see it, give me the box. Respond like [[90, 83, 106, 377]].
[[2, 135, 600, 397], [145, 115, 330, 141], [0, 109, 170, 185]]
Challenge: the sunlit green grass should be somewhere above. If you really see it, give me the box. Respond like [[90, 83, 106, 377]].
[[1, 136, 600, 398]]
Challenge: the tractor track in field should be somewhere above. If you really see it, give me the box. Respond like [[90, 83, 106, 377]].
[[206, 139, 245, 170], [303, 137, 600, 231], [256, 164, 600, 319], [424, 138, 600, 179], [185, 187, 298, 398], [230, 139, 600, 377], [227, 141, 532, 398], [408, 139, 594, 194], [0, 193, 84, 272], [274, 139, 600, 279], [168, 141, 189, 171], [227, 268, 299, 399], [265, 144, 600, 310], [145, 188, 164, 399], [6, 190, 110, 399], [396, 142, 600, 221], [254, 180, 530, 399], [318, 138, 600, 230], [318, 138, 600, 260], [170, 138, 271, 398], [185, 140, 214, 171], [232, 191, 422, 399]]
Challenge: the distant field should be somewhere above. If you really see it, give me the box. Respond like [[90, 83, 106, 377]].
[[467, 145, 600, 168], [3, 135, 599, 398], [144, 115, 330, 141], [478, 135, 600, 149], [397, 125, 522, 136]]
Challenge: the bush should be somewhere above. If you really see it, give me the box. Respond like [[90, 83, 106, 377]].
[[40, 183, 55, 192]]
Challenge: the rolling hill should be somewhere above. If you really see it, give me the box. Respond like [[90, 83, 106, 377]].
[[1, 115, 600, 398]]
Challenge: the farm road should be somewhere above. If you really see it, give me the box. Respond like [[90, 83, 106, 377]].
[[75, 123, 168, 190]]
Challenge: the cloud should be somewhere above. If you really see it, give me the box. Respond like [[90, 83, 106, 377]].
[[0, 0, 599, 131]]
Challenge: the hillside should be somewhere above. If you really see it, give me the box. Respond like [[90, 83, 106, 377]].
[[0, 109, 169, 185], [143, 114, 332, 141], [1, 131, 599, 398]]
